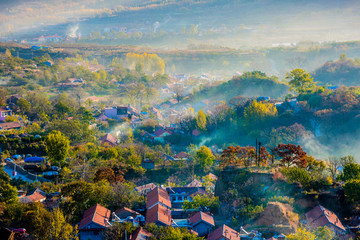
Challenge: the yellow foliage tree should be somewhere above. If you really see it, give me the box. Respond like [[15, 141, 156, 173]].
[[125, 52, 165, 74], [243, 100, 277, 127]]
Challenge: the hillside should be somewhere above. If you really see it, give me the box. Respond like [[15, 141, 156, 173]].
[[188, 71, 288, 103], [313, 57, 360, 86]]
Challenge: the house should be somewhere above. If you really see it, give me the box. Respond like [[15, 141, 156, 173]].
[[174, 152, 190, 161], [104, 106, 131, 121], [146, 186, 171, 210], [44, 60, 53, 67], [135, 183, 157, 195], [131, 227, 152, 240], [192, 129, 201, 138], [142, 159, 155, 170], [166, 187, 207, 209], [152, 128, 172, 143], [79, 204, 111, 240], [306, 205, 347, 235], [100, 133, 118, 146], [146, 204, 172, 226], [185, 179, 202, 188], [207, 224, 240, 240], [0, 122, 21, 131], [19, 191, 46, 204], [114, 207, 141, 220], [0, 106, 12, 122], [6, 95, 21, 105], [188, 212, 215, 236], [114, 207, 145, 225]]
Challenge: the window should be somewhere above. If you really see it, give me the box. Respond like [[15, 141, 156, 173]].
[[177, 196, 182, 201]]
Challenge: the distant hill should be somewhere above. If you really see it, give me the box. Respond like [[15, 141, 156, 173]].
[[189, 71, 289, 103], [313, 57, 360, 87]]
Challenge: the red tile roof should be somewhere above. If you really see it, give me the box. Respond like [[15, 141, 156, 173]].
[[115, 207, 140, 219], [145, 204, 171, 226], [153, 128, 171, 137], [207, 224, 240, 240], [192, 129, 201, 137], [79, 204, 111, 229], [135, 183, 157, 194], [174, 151, 190, 159], [19, 191, 46, 203], [131, 227, 152, 240], [189, 212, 215, 227], [146, 187, 171, 209], [101, 133, 117, 146], [0, 122, 21, 130], [306, 205, 346, 232]]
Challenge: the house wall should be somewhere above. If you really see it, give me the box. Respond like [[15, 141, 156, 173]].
[[104, 108, 117, 119], [192, 222, 213, 237]]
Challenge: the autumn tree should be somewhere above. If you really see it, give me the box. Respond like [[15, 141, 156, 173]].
[[285, 69, 316, 94], [273, 143, 307, 168], [45, 130, 70, 166], [196, 110, 207, 131], [195, 146, 215, 168], [243, 100, 277, 127], [94, 167, 125, 183]]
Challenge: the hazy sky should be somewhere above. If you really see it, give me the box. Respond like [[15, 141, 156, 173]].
[[1, 0, 360, 47]]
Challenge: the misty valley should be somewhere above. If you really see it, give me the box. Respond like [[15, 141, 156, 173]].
[[1, 1, 360, 240]]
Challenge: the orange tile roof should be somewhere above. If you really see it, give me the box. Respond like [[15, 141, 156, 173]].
[[146, 187, 171, 209], [101, 133, 117, 145], [79, 204, 111, 229], [145, 204, 171, 226], [306, 205, 346, 232], [189, 212, 215, 227], [131, 227, 152, 240], [207, 224, 240, 240], [306, 205, 346, 231], [27, 191, 46, 202], [115, 207, 140, 219]]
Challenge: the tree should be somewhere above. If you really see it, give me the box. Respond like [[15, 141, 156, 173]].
[[196, 110, 207, 131], [343, 179, 360, 203], [45, 130, 70, 166], [327, 157, 341, 181], [273, 143, 308, 168], [17, 98, 31, 114], [0, 182, 18, 204], [314, 226, 335, 240], [183, 194, 219, 212], [195, 146, 215, 168], [48, 208, 78, 240], [243, 100, 277, 127], [337, 162, 360, 182], [285, 69, 316, 94], [286, 227, 316, 240], [94, 167, 125, 183]]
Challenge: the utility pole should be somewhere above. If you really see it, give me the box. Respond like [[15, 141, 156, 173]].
[[255, 138, 258, 165]]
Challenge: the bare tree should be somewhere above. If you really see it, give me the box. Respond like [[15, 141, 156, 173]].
[[327, 156, 341, 181]]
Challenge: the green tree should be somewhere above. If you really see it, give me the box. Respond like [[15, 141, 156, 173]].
[[337, 162, 360, 182], [196, 146, 215, 168], [17, 98, 31, 114], [343, 179, 360, 203], [285, 69, 316, 94], [45, 130, 70, 166], [196, 110, 207, 131], [48, 208, 78, 240], [286, 227, 316, 240], [183, 194, 219, 212], [0, 182, 18, 204], [314, 226, 335, 240]]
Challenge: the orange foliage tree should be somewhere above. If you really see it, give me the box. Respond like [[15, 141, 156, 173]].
[[273, 143, 308, 168]]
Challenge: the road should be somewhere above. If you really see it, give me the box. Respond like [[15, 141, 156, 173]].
[[3, 165, 34, 183]]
